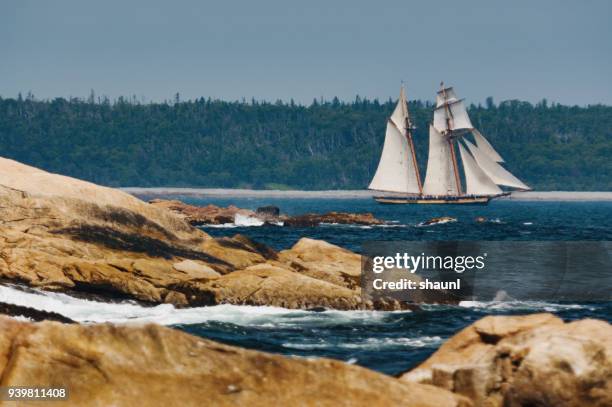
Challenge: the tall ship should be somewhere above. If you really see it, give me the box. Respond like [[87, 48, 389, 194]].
[[369, 83, 531, 204]]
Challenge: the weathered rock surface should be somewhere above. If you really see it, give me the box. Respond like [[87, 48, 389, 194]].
[[148, 199, 254, 225], [401, 313, 612, 407], [0, 157, 398, 310], [279, 238, 362, 289], [0, 316, 471, 407], [282, 211, 384, 227], [148, 199, 385, 227]]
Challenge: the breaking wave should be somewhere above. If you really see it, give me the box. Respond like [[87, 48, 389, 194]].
[[282, 336, 443, 350], [0, 284, 400, 327]]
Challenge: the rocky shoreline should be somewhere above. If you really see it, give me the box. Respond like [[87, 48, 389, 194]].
[[0, 157, 405, 310], [1, 157, 610, 406], [149, 198, 385, 227], [0, 313, 608, 406]]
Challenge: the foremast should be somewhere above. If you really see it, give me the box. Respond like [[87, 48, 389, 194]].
[[402, 87, 423, 194], [368, 85, 422, 195], [439, 83, 463, 195]]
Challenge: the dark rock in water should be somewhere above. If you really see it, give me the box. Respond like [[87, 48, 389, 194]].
[[0, 301, 75, 323], [284, 212, 384, 227], [306, 306, 327, 312], [256, 205, 280, 217], [283, 215, 320, 227], [149, 199, 385, 228], [148, 199, 254, 225], [418, 217, 457, 227]]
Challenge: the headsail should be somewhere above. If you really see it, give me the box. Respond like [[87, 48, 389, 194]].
[[472, 129, 504, 163], [422, 125, 459, 195], [368, 87, 421, 194], [458, 141, 502, 195], [463, 138, 531, 190]]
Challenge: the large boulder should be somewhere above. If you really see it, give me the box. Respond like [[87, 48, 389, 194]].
[[279, 238, 362, 289], [197, 263, 363, 310], [0, 157, 390, 310], [401, 314, 612, 407], [0, 317, 471, 407]]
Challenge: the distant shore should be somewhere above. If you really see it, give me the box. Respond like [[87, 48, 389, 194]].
[[122, 188, 612, 201]]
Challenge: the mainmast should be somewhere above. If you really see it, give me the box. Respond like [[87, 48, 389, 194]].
[[440, 82, 463, 195]]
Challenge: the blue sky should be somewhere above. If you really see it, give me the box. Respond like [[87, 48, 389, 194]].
[[1, 0, 610, 105]]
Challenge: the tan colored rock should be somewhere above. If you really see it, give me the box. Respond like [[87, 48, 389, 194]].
[[279, 238, 362, 289], [173, 259, 221, 279], [149, 199, 254, 225], [198, 263, 363, 310], [0, 317, 471, 407], [401, 314, 612, 407], [0, 157, 391, 310]]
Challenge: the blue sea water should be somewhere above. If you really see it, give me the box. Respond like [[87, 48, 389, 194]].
[[169, 197, 612, 375]]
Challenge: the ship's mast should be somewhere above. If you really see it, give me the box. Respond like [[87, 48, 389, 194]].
[[402, 86, 423, 195], [440, 82, 463, 196]]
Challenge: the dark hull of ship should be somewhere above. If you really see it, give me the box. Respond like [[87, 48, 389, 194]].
[[373, 192, 511, 205]]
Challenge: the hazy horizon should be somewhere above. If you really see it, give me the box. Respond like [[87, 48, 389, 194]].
[[2, 0, 611, 106]]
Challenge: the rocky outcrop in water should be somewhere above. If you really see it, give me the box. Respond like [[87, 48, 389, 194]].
[[401, 313, 612, 407], [148, 199, 385, 227], [282, 211, 384, 227], [148, 199, 253, 225], [0, 157, 404, 310], [0, 316, 471, 407]]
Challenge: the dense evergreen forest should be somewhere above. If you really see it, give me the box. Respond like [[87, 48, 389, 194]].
[[0, 93, 610, 190]]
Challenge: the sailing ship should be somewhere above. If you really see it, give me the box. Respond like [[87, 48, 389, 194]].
[[369, 83, 531, 204]]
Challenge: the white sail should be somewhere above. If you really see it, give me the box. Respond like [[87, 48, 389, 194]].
[[472, 129, 504, 162], [368, 88, 420, 194], [422, 125, 458, 195], [436, 86, 458, 107], [390, 86, 408, 130], [433, 99, 473, 133], [458, 141, 502, 195], [463, 138, 531, 190]]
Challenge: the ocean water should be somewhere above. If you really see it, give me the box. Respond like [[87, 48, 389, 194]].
[[193, 198, 612, 374], [188, 198, 612, 251], [3, 198, 610, 375]]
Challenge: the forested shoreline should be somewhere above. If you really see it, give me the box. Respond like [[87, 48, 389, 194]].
[[0, 94, 610, 190]]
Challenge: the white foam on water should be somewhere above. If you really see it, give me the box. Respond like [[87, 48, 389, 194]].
[[416, 218, 457, 227], [0, 284, 405, 327], [202, 214, 283, 228], [320, 223, 409, 229], [234, 213, 265, 226], [458, 300, 589, 312], [282, 336, 442, 350], [204, 223, 240, 228]]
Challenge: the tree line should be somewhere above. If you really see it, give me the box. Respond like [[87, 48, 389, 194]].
[[0, 93, 610, 190]]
